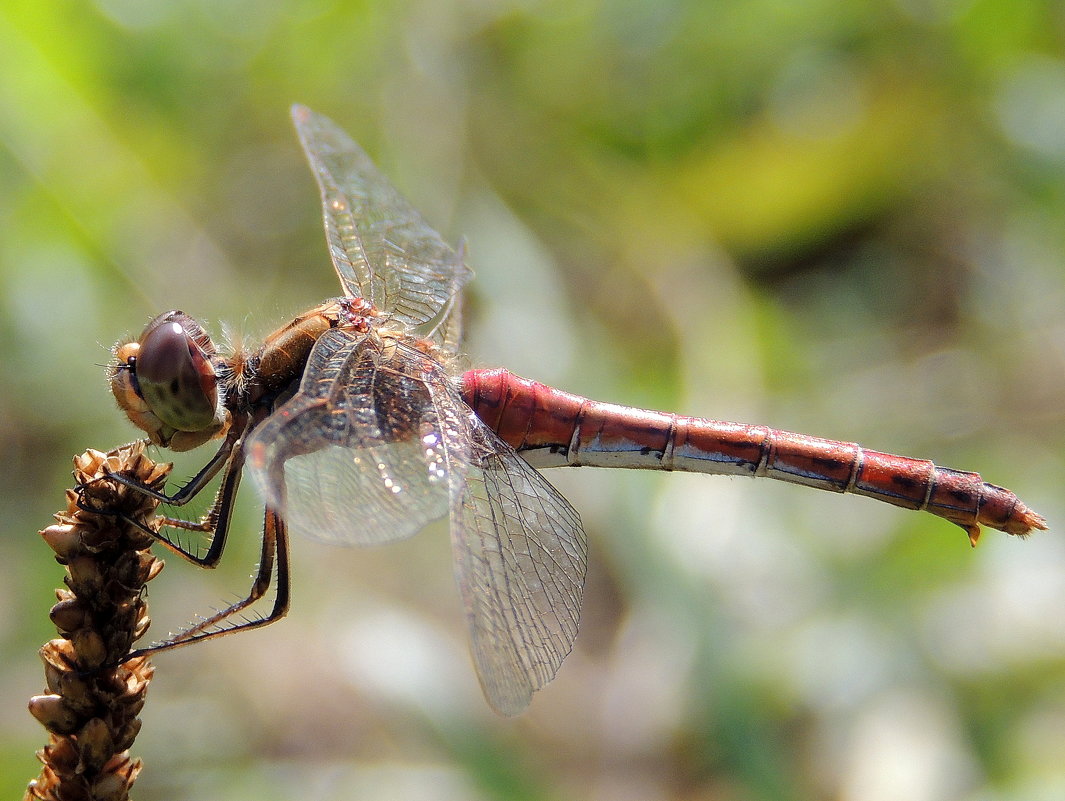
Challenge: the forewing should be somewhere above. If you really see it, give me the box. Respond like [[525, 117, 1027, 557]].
[[245, 328, 466, 545], [291, 104, 472, 336], [451, 417, 587, 716]]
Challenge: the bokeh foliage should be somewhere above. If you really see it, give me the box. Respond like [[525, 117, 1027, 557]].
[[1, 1, 1063, 799]]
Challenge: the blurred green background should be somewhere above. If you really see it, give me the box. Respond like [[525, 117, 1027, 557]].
[[2, 1, 1064, 799]]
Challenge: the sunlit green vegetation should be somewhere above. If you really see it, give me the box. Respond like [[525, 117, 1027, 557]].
[[2, 2, 1063, 799]]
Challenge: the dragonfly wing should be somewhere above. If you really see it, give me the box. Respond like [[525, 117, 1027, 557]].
[[451, 416, 587, 716], [291, 104, 473, 338], [433, 278, 464, 357], [246, 324, 587, 715], [245, 328, 466, 545]]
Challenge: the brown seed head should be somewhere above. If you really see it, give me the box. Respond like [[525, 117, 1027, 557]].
[[26, 442, 170, 801]]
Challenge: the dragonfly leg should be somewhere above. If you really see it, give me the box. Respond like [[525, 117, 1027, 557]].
[[145, 446, 246, 566], [124, 506, 291, 660], [83, 433, 236, 507], [74, 427, 247, 566]]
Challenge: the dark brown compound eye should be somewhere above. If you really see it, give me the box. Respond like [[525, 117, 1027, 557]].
[[133, 312, 219, 433]]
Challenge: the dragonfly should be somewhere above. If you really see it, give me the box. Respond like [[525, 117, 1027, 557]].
[[100, 105, 1047, 716]]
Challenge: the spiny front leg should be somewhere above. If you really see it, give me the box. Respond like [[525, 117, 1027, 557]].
[[124, 507, 291, 660]]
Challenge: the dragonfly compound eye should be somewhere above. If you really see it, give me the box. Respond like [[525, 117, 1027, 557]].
[[134, 313, 220, 434]]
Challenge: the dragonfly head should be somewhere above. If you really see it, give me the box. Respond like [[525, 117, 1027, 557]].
[[110, 311, 230, 452]]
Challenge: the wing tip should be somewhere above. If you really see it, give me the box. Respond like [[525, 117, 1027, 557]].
[[291, 103, 312, 124], [483, 681, 532, 717]]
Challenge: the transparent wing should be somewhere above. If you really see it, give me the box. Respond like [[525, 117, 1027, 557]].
[[245, 325, 587, 715], [433, 278, 465, 357], [244, 328, 464, 545], [291, 104, 473, 337], [451, 417, 587, 716]]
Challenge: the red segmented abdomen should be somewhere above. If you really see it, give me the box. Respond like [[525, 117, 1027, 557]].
[[459, 368, 1047, 544]]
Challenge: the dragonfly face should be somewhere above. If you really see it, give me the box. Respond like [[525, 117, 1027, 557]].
[[110, 310, 229, 452]]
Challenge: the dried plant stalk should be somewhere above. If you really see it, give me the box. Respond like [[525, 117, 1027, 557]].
[[26, 442, 170, 801]]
